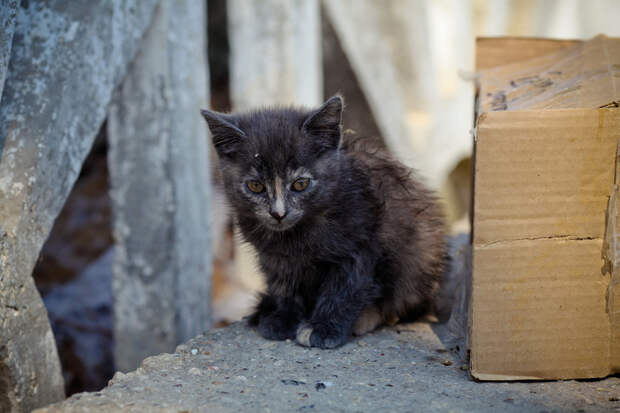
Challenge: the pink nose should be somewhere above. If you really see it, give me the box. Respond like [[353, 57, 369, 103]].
[[269, 210, 287, 221]]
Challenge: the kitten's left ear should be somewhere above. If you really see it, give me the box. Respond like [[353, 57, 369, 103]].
[[302, 95, 343, 151]]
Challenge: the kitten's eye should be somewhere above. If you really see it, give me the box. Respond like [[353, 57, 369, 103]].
[[292, 178, 310, 192], [247, 180, 265, 193]]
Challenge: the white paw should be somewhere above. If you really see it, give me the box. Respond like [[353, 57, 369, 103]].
[[296, 324, 313, 347]]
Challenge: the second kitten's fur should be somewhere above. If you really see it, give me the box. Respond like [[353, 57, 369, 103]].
[[201, 96, 446, 349]]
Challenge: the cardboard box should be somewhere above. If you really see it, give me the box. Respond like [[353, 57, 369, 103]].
[[470, 35, 620, 380]]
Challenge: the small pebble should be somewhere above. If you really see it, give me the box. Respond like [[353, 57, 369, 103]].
[[188, 368, 201, 376], [191, 348, 198, 355], [282, 379, 306, 386]]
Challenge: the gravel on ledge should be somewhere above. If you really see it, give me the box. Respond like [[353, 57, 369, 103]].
[[36, 322, 620, 413]]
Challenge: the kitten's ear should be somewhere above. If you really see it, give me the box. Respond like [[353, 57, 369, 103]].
[[200, 109, 246, 158], [302, 95, 343, 151]]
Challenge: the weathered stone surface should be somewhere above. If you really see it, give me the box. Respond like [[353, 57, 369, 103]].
[[323, 0, 473, 191], [0, 0, 17, 99], [0, 2, 159, 411], [323, 0, 432, 165], [36, 321, 620, 413], [228, 0, 321, 109], [107, 0, 211, 372]]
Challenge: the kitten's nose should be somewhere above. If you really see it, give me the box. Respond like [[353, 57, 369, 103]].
[[269, 209, 288, 222]]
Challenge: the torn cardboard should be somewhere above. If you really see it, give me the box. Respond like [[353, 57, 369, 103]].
[[471, 35, 620, 380], [605, 141, 620, 375]]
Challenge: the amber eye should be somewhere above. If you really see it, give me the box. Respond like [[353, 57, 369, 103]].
[[247, 180, 265, 193], [292, 178, 310, 192]]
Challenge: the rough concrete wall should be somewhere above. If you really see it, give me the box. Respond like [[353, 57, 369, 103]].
[[323, 0, 434, 173], [228, 0, 321, 109], [0, 1, 159, 411], [323, 0, 474, 193], [108, 0, 211, 372], [226, 0, 321, 293], [0, 0, 17, 100]]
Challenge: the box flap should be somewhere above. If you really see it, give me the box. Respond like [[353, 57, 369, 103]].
[[476, 37, 580, 71], [478, 35, 620, 112]]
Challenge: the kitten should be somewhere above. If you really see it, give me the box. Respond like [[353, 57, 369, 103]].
[[201, 96, 447, 349]]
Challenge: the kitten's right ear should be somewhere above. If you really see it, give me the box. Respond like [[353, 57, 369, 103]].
[[200, 109, 246, 158]]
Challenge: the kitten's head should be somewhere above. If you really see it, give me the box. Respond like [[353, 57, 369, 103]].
[[201, 96, 343, 232]]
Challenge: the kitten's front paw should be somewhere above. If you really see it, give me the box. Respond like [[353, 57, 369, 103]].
[[295, 322, 348, 349], [247, 293, 278, 327], [256, 312, 300, 341]]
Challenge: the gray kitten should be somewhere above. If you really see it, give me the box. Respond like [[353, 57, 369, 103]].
[[201, 96, 447, 348]]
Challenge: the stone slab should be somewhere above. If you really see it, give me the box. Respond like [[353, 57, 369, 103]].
[[36, 322, 620, 413], [0, 0, 17, 99], [0, 1, 158, 411], [107, 0, 211, 372]]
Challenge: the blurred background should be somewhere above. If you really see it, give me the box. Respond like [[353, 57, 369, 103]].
[[26, 0, 620, 396]]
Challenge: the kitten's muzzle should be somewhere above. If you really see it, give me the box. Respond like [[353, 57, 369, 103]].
[[269, 209, 288, 222]]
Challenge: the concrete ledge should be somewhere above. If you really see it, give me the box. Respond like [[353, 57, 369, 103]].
[[37, 322, 619, 412]]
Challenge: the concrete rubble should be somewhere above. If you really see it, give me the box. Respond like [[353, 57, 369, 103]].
[[0, 0, 17, 99], [0, 1, 159, 411], [36, 321, 620, 413], [227, 0, 321, 110], [107, 0, 212, 373]]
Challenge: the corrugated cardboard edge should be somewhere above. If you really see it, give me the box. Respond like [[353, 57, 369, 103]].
[[604, 141, 620, 373]]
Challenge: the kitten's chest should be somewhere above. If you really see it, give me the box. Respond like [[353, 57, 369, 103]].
[[260, 249, 314, 278]]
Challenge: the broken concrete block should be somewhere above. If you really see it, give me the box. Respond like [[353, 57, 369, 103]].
[[0, 0, 17, 99], [228, 0, 321, 109], [107, 0, 211, 372], [34, 322, 620, 412], [0, 1, 159, 411], [323, 0, 474, 192]]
